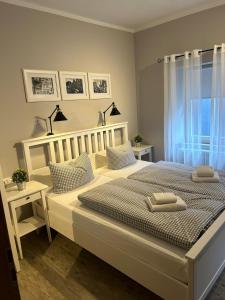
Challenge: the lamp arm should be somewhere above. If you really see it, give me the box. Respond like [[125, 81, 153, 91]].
[[103, 102, 114, 114], [102, 102, 115, 126], [47, 105, 59, 135], [48, 116, 53, 135], [48, 105, 59, 119]]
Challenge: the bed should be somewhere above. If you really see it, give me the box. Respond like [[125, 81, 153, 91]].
[[21, 122, 225, 300]]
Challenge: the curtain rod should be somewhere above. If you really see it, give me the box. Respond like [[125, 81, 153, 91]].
[[157, 46, 221, 63]]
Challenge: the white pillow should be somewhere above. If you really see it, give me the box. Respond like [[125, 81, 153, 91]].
[[106, 141, 136, 170], [49, 153, 94, 193]]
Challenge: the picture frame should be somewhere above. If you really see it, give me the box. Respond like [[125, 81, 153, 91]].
[[59, 71, 89, 100], [23, 69, 61, 102], [88, 73, 112, 99]]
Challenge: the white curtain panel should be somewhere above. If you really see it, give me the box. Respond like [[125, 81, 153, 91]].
[[210, 44, 225, 169], [164, 49, 206, 166]]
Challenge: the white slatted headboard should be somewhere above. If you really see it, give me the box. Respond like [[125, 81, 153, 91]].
[[22, 122, 128, 178]]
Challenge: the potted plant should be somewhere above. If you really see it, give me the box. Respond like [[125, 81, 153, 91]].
[[134, 135, 143, 147], [12, 169, 28, 191]]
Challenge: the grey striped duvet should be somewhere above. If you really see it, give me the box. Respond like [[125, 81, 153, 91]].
[[78, 165, 225, 249]]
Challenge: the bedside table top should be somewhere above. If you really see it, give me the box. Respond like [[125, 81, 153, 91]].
[[6, 181, 48, 202], [132, 144, 153, 152]]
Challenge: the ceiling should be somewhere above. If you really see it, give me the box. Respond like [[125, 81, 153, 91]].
[[2, 0, 225, 32]]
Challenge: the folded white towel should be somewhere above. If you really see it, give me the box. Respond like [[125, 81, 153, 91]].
[[192, 171, 220, 183], [146, 196, 187, 212], [195, 165, 214, 177], [152, 192, 177, 204]]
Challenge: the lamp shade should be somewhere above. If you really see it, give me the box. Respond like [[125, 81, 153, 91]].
[[110, 104, 121, 116], [53, 110, 67, 122]]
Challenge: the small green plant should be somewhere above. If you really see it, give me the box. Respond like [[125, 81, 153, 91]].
[[134, 135, 143, 143], [12, 169, 28, 183]]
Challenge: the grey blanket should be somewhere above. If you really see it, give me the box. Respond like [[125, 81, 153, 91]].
[[128, 161, 225, 205], [78, 175, 225, 250]]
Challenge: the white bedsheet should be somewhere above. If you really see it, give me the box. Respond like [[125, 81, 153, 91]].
[[46, 173, 188, 283], [95, 160, 152, 178]]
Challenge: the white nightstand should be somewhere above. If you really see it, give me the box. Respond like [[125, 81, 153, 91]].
[[132, 145, 153, 161], [6, 181, 52, 259]]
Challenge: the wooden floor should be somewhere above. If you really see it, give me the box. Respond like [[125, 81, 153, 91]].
[[17, 231, 225, 300]]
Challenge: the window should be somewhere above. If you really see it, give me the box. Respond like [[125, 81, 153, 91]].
[[191, 63, 212, 141], [191, 98, 211, 137]]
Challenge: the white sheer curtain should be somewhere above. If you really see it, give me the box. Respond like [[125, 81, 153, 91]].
[[164, 49, 206, 166], [164, 44, 225, 169], [210, 44, 225, 169]]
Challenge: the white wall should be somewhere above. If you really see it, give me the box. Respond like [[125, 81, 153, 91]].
[[0, 2, 138, 176]]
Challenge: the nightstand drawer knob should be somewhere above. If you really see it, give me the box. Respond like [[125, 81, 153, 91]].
[[26, 196, 30, 200]]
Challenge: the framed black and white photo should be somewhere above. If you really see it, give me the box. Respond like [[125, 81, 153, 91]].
[[59, 71, 89, 100], [88, 73, 112, 99], [23, 69, 61, 102]]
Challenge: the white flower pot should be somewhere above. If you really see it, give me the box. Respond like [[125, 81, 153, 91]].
[[16, 182, 26, 191], [135, 142, 142, 147]]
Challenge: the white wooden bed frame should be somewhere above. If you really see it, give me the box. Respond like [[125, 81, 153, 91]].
[[21, 122, 225, 300]]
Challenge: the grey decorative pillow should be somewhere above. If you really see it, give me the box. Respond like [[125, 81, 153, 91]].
[[106, 141, 136, 170], [49, 153, 94, 193]]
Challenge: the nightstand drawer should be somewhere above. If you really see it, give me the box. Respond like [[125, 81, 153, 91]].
[[142, 148, 150, 154], [132, 144, 153, 161], [10, 192, 41, 208]]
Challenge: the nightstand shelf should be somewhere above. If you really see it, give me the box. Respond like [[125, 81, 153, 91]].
[[18, 216, 46, 237]]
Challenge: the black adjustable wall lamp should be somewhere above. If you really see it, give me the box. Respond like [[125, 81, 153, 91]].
[[102, 102, 121, 126], [47, 105, 67, 135]]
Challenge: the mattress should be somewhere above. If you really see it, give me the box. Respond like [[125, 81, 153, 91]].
[[46, 174, 188, 283], [95, 159, 152, 178]]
